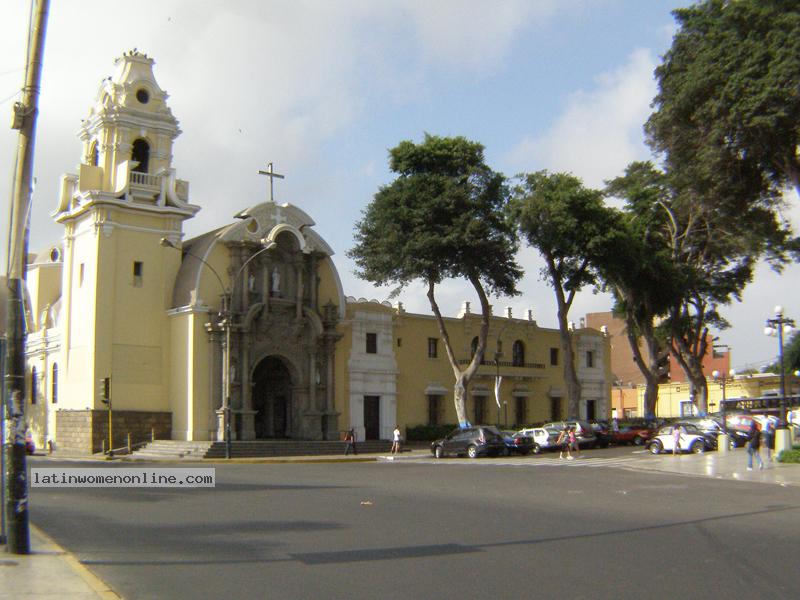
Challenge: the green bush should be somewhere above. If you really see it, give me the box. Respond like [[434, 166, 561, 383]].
[[405, 424, 458, 441], [776, 446, 800, 463]]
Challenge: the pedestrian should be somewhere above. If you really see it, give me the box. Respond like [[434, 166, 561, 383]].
[[391, 425, 402, 454], [557, 427, 572, 460], [762, 420, 775, 461], [672, 424, 682, 456], [344, 428, 357, 455], [569, 426, 580, 458], [746, 421, 763, 470]]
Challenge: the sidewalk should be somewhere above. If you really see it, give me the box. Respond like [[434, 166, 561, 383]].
[[625, 446, 800, 487], [0, 524, 119, 599]]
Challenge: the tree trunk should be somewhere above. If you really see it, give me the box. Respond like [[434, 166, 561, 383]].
[[552, 278, 581, 419], [623, 311, 663, 418], [426, 276, 491, 428]]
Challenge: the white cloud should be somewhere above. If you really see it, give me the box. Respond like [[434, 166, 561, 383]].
[[507, 48, 657, 187], [400, 0, 560, 73]]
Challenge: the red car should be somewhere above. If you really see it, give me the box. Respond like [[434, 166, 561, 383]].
[[612, 423, 656, 446]]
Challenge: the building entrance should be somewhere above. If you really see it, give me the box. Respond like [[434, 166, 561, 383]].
[[252, 356, 293, 439]]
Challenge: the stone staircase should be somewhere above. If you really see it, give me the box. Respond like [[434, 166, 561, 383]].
[[128, 440, 214, 460], [129, 439, 392, 460], [204, 440, 393, 458]]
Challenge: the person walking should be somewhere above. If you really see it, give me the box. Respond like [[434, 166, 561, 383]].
[[763, 420, 775, 461], [557, 427, 572, 460], [569, 426, 580, 458], [746, 421, 763, 470], [344, 428, 357, 455], [672, 424, 682, 456], [391, 425, 402, 455]]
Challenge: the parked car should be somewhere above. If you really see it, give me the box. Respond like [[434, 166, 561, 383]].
[[647, 424, 708, 454], [589, 420, 612, 448], [542, 421, 598, 448], [499, 430, 535, 456], [612, 422, 656, 446], [517, 427, 561, 454], [431, 426, 506, 459], [677, 417, 749, 449]]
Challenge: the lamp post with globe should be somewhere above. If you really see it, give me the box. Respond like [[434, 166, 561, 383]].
[[764, 305, 795, 452]]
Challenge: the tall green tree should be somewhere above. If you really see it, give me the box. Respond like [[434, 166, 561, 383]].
[[602, 163, 682, 417], [348, 134, 522, 426], [607, 163, 786, 414], [511, 171, 618, 420], [646, 0, 800, 200]]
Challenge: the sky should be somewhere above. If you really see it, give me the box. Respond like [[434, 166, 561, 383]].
[[1, 0, 797, 372]]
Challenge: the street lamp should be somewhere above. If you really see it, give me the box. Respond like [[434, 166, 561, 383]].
[[712, 368, 735, 435], [764, 305, 795, 451], [161, 237, 274, 458]]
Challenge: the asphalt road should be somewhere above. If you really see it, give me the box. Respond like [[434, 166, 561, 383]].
[[28, 452, 800, 600]]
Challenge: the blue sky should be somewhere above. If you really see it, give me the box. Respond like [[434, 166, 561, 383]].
[[1, 0, 797, 370]]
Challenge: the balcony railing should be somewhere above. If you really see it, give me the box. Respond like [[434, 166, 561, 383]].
[[129, 171, 160, 189], [457, 358, 545, 369]]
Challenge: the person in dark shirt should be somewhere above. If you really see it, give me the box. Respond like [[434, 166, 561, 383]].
[[746, 422, 763, 471]]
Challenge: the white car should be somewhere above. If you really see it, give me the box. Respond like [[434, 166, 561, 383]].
[[647, 424, 707, 454], [517, 427, 560, 454]]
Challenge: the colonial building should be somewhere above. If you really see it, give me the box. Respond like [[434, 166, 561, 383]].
[[22, 52, 612, 453]]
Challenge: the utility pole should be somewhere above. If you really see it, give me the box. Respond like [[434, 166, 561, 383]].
[[4, 0, 50, 554]]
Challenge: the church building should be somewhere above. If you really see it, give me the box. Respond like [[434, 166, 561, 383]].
[[22, 52, 612, 454]]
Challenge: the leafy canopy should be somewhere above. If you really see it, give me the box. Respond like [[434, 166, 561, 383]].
[[348, 134, 521, 297], [511, 171, 619, 296], [646, 0, 800, 199]]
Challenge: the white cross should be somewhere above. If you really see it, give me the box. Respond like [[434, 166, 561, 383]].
[[257, 162, 285, 203]]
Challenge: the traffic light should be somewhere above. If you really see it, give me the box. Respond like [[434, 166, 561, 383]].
[[99, 377, 110, 405]]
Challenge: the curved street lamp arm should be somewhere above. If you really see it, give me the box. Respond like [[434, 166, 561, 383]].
[[160, 238, 228, 306]]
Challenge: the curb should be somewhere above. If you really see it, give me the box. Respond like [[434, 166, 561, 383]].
[[31, 523, 122, 599]]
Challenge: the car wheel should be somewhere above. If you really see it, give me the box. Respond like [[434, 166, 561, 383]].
[[691, 440, 705, 454], [434, 446, 444, 459], [532, 444, 541, 455], [634, 435, 644, 446], [648, 440, 662, 455], [467, 445, 478, 459]]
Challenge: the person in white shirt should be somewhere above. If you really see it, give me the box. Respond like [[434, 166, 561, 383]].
[[391, 426, 402, 454]]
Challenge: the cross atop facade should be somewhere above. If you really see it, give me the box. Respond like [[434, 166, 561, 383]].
[[257, 162, 285, 203]]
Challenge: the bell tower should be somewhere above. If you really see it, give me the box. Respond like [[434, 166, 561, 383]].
[[53, 51, 199, 440]]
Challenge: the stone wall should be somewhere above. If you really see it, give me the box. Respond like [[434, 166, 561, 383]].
[[56, 410, 172, 454]]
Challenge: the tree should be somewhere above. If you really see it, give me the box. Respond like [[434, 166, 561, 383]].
[[765, 331, 800, 374], [348, 134, 522, 426], [602, 163, 682, 417], [511, 171, 618, 419], [646, 0, 800, 199], [607, 163, 785, 415]]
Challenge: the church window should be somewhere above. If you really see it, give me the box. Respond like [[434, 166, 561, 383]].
[[366, 332, 377, 354], [512, 340, 525, 367], [131, 139, 150, 173], [79, 263, 85, 287], [397, 338, 402, 348], [550, 347, 559, 366], [586, 350, 595, 368], [133, 261, 143, 287], [30, 367, 37, 404], [136, 88, 150, 104], [89, 142, 99, 166], [52, 364, 58, 404]]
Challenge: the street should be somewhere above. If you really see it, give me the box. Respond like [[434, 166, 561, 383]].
[[28, 450, 800, 600]]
